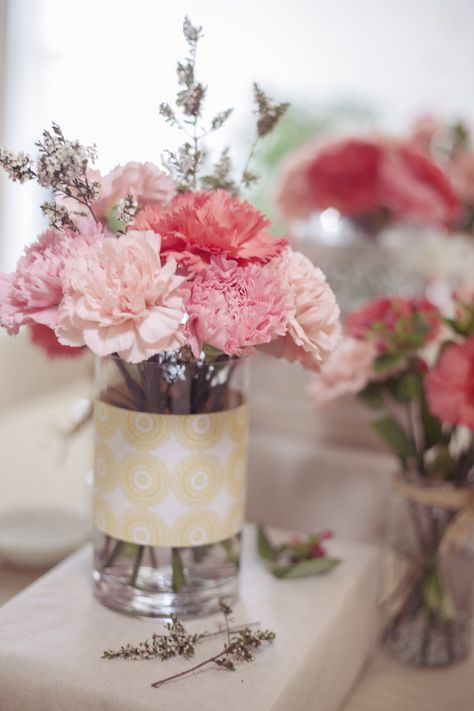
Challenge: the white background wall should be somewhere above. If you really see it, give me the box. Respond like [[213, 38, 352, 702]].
[[1, 0, 474, 269]]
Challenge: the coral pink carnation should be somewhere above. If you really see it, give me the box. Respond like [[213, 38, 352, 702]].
[[0, 227, 101, 335], [308, 337, 378, 408], [182, 257, 287, 357], [57, 231, 186, 363], [29, 323, 84, 359], [261, 250, 341, 371], [425, 338, 474, 430], [141, 190, 288, 271], [91, 162, 176, 220]]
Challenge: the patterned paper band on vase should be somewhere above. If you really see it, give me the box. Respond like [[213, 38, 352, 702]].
[[93, 400, 249, 547]]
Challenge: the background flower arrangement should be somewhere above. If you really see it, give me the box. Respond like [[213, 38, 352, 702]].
[[310, 291, 474, 666]]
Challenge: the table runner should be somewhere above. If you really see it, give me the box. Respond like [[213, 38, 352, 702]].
[[0, 527, 379, 711]]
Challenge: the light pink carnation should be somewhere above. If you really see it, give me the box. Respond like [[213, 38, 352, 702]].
[[308, 337, 378, 408], [91, 162, 176, 220], [0, 227, 101, 335], [57, 231, 186, 363], [261, 250, 341, 371], [182, 258, 287, 357]]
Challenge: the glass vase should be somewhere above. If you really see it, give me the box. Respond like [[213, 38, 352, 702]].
[[382, 480, 474, 667], [290, 211, 427, 314], [92, 354, 249, 618]]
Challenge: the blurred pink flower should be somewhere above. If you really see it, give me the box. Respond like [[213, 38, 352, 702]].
[[0, 227, 101, 335], [425, 338, 474, 430], [29, 323, 84, 359], [91, 162, 176, 220], [57, 230, 186, 363], [275, 136, 459, 228], [379, 144, 459, 228], [262, 250, 340, 371], [308, 337, 378, 408], [449, 151, 474, 206], [347, 296, 440, 351], [141, 190, 288, 271], [183, 257, 287, 357]]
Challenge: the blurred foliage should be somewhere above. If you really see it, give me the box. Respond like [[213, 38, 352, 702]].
[[244, 101, 377, 232]]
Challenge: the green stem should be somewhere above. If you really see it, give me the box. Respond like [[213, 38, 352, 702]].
[[102, 540, 123, 570], [130, 545, 144, 587], [172, 548, 186, 593]]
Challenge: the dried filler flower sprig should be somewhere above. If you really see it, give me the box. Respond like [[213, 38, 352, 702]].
[[102, 603, 275, 689], [160, 16, 289, 193]]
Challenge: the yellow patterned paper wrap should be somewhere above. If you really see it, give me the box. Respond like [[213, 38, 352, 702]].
[[93, 400, 249, 547]]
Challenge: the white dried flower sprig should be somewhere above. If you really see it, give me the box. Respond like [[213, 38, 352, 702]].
[[0, 149, 35, 183], [160, 16, 289, 195], [0, 122, 99, 230], [115, 194, 139, 231]]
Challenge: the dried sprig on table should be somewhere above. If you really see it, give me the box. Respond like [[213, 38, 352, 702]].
[[102, 602, 275, 689], [160, 16, 289, 194], [257, 526, 341, 579]]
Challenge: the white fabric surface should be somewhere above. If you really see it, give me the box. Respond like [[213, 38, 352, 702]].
[[0, 526, 380, 711]]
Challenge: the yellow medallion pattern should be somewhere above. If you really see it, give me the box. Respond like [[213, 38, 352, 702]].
[[93, 400, 249, 546]]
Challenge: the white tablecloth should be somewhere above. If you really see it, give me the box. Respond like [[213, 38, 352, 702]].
[[0, 526, 380, 711]]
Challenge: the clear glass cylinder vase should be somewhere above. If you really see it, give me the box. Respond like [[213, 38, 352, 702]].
[[382, 482, 474, 667], [92, 354, 249, 618]]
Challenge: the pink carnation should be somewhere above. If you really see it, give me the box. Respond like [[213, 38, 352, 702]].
[[425, 338, 474, 430], [138, 190, 288, 271], [262, 250, 341, 371], [347, 296, 440, 350], [57, 231, 186, 363], [182, 258, 287, 357], [29, 323, 84, 359], [91, 162, 176, 220], [0, 227, 101, 335], [308, 337, 378, 408]]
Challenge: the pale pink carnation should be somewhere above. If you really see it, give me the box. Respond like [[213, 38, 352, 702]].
[[182, 258, 287, 357], [91, 162, 176, 220], [261, 250, 341, 371], [0, 227, 101, 335], [308, 337, 378, 408], [57, 231, 186, 363]]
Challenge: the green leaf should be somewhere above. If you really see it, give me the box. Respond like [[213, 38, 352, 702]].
[[257, 525, 277, 562], [171, 548, 186, 593], [270, 557, 340, 579], [221, 538, 240, 566], [359, 383, 384, 409], [421, 392, 443, 449], [372, 415, 416, 459]]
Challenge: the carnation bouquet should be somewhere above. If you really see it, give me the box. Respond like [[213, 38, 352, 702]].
[[0, 18, 340, 617], [310, 292, 474, 666]]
